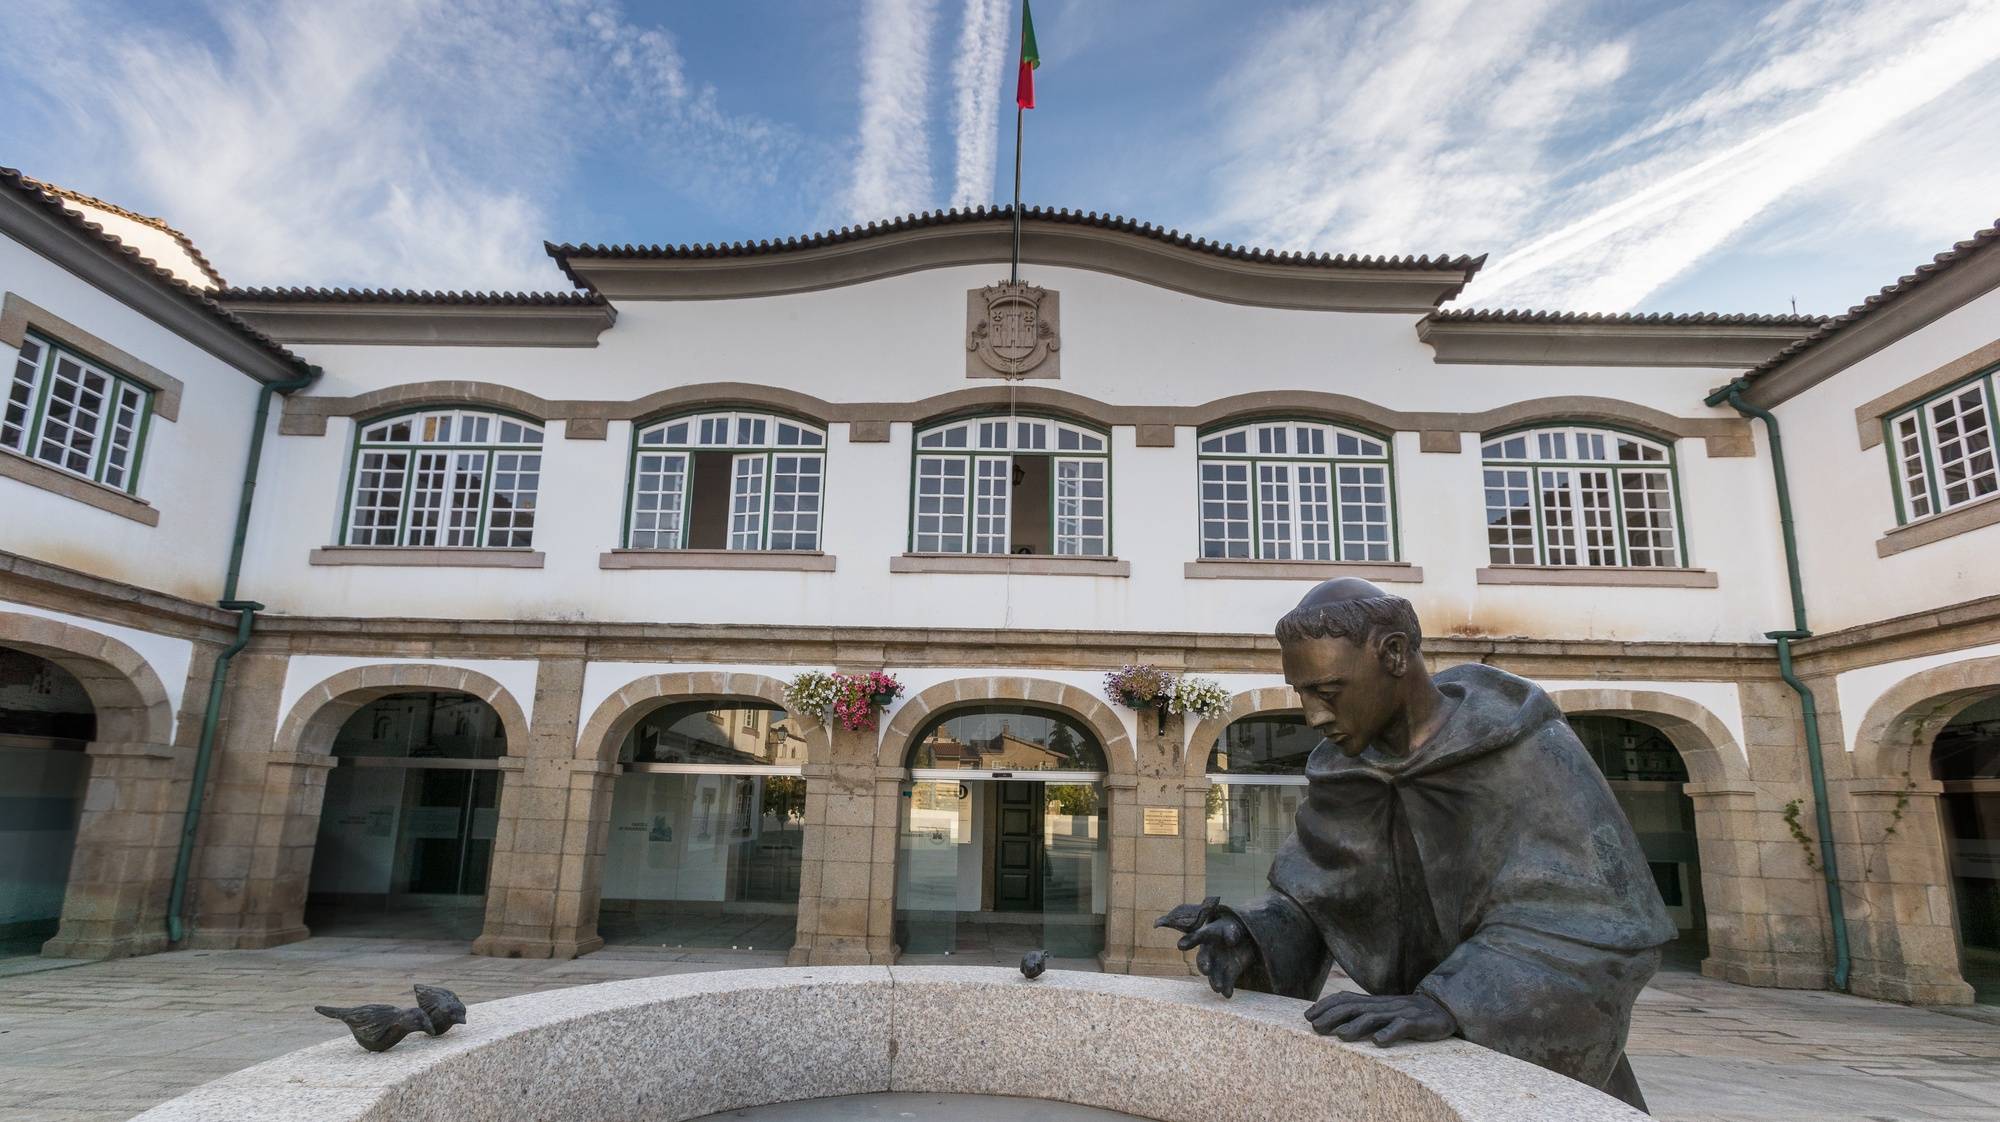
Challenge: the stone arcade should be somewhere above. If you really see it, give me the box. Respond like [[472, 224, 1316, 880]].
[[1, 168, 1996, 1010]]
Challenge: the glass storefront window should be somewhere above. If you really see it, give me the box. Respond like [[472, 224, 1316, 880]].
[[1205, 713, 1310, 910], [896, 707, 1107, 958], [1570, 715, 1704, 957], [601, 702, 807, 950], [1935, 696, 2000, 957], [308, 692, 506, 939], [0, 649, 94, 954]]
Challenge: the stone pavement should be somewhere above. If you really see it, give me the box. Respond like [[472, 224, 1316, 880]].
[[1, 940, 1996, 1122]]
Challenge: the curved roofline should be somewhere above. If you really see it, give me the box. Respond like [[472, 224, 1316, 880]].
[[547, 205, 1484, 312]]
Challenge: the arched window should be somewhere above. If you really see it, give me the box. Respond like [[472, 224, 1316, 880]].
[[626, 412, 825, 550], [1204, 713, 1313, 908], [907, 705, 1108, 775], [1933, 696, 2000, 958], [1481, 426, 1682, 567], [1197, 421, 1395, 561], [342, 409, 544, 548], [911, 416, 1109, 556]]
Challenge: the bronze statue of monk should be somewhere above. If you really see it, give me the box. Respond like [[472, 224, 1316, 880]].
[[1160, 578, 1673, 1112]]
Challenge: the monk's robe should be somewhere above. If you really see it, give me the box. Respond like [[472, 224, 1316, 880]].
[[1227, 663, 1675, 1106]]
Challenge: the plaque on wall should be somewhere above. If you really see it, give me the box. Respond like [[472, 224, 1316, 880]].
[[966, 283, 1060, 379], [1142, 806, 1181, 836]]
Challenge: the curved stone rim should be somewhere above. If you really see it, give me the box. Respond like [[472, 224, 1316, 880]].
[[131, 966, 1643, 1122]]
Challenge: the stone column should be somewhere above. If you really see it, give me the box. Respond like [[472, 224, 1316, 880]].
[[1839, 779, 1974, 1004], [473, 652, 597, 959], [41, 738, 184, 959], [789, 723, 897, 965], [1099, 711, 1198, 976]]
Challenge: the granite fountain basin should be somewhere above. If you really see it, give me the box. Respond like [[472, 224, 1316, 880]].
[[129, 966, 1645, 1122]]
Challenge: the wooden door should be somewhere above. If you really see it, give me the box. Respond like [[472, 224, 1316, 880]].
[[993, 781, 1042, 911]]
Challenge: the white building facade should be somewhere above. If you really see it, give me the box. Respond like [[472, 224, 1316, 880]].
[[0, 168, 1993, 1005]]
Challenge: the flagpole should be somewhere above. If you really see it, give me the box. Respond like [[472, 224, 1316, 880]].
[[1010, 104, 1024, 284]]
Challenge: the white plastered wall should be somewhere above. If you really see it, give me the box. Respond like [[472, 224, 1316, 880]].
[[1835, 641, 2000, 754], [276, 655, 541, 735], [1772, 284, 2000, 633], [236, 263, 1788, 643], [0, 597, 193, 732], [0, 235, 263, 603]]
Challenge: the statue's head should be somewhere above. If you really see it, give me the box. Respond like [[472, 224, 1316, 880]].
[[1275, 578, 1426, 757]]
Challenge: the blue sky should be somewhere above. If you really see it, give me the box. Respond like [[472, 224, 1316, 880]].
[[2, 0, 1998, 314]]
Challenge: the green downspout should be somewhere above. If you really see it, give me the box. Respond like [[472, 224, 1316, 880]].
[[1706, 378, 1851, 991], [166, 364, 320, 945]]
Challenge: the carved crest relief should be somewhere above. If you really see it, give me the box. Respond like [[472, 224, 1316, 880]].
[[966, 283, 1060, 379]]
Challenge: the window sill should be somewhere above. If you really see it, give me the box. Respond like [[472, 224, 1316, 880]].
[[1476, 565, 1717, 588], [600, 549, 836, 572], [309, 546, 545, 568], [1877, 492, 2000, 557], [890, 553, 1131, 577], [0, 447, 157, 525], [1184, 559, 1422, 583]]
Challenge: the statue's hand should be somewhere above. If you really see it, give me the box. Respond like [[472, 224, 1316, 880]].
[[1168, 912, 1257, 999], [1303, 991, 1456, 1046]]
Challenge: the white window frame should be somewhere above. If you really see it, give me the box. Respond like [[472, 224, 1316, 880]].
[[1886, 370, 2000, 524], [910, 415, 1111, 556], [1196, 420, 1395, 561], [1480, 425, 1685, 568], [3, 333, 155, 494], [625, 411, 826, 550], [341, 409, 544, 548]]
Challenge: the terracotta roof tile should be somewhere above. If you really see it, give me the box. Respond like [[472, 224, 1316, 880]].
[[1742, 219, 2000, 381], [217, 286, 608, 307], [19, 175, 229, 289], [545, 205, 1486, 289], [1, 167, 309, 374]]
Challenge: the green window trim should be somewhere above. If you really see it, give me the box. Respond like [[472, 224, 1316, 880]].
[[4, 332, 156, 496], [1479, 423, 1688, 569], [1883, 367, 2000, 526], [339, 407, 545, 549], [622, 410, 828, 551], [907, 413, 1112, 557], [1194, 418, 1397, 563]]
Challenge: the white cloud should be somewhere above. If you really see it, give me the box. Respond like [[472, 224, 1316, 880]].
[[1207, 0, 2000, 311], [847, 0, 942, 221], [0, 0, 794, 290], [949, 0, 1012, 209]]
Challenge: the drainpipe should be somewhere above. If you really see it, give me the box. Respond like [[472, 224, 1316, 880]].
[[1706, 378, 1851, 991], [166, 364, 320, 945]]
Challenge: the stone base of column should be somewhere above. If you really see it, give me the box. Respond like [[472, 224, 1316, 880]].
[[1699, 953, 1826, 990], [787, 935, 894, 966], [41, 930, 170, 960], [1849, 969, 1975, 1005], [470, 933, 599, 960], [1099, 945, 1194, 976], [181, 923, 310, 951]]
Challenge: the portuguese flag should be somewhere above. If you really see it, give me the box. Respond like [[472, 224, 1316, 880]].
[[1016, 0, 1040, 110]]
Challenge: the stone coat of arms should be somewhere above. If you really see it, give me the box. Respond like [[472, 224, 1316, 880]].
[[966, 283, 1060, 379]]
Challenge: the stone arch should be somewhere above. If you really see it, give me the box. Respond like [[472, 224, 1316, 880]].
[[1184, 686, 1301, 779], [878, 677, 1135, 776], [1545, 687, 1745, 786], [576, 671, 824, 764], [0, 611, 175, 747], [1851, 655, 2000, 782], [274, 663, 531, 758]]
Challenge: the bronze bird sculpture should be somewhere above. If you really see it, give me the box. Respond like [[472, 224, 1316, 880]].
[[413, 984, 466, 1035], [314, 1003, 435, 1053], [1019, 949, 1049, 979]]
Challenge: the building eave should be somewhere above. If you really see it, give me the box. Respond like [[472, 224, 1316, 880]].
[[0, 169, 309, 383], [1416, 312, 1823, 368], [548, 207, 1483, 312], [218, 288, 617, 348]]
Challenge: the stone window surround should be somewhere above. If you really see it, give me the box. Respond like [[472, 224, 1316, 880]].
[[890, 553, 1131, 577], [599, 549, 836, 572], [275, 381, 1753, 457], [1874, 490, 2000, 557], [2, 293, 184, 523], [1853, 339, 2000, 451], [1183, 559, 1422, 582], [1475, 565, 1719, 588], [0, 445, 160, 524], [308, 546, 546, 568]]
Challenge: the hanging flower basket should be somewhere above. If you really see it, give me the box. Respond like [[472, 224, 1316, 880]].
[[1165, 675, 1231, 721], [1103, 664, 1175, 733], [788, 670, 905, 734]]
